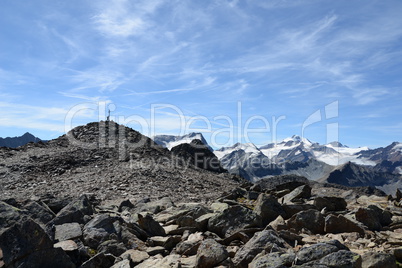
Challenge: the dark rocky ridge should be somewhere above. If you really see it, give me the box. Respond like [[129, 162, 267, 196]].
[[0, 132, 44, 148], [0, 121, 243, 203], [171, 139, 226, 173]]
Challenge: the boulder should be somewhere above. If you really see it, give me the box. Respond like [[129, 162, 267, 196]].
[[138, 213, 166, 236], [233, 230, 290, 268], [254, 194, 286, 226], [361, 252, 397, 268], [0, 218, 75, 268], [281, 184, 311, 204], [324, 214, 365, 236], [314, 196, 347, 212], [111, 259, 131, 268], [355, 205, 392, 231], [23, 201, 56, 226], [51, 195, 94, 225], [319, 250, 362, 267], [208, 205, 262, 238], [83, 214, 118, 249], [282, 204, 316, 219], [287, 209, 325, 234], [195, 239, 228, 268], [97, 240, 127, 256], [295, 240, 348, 265], [249, 252, 295, 268], [0, 201, 24, 230]]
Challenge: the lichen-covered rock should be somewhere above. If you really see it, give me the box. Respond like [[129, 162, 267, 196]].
[[295, 240, 348, 265], [319, 249, 361, 268]]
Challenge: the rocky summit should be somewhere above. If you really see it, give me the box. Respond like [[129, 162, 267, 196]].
[[1, 122, 402, 267]]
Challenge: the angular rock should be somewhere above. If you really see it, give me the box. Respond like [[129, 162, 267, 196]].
[[195, 239, 228, 268], [97, 239, 127, 257], [81, 252, 115, 268], [282, 204, 316, 219], [54, 240, 79, 251], [146, 246, 167, 256], [361, 252, 397, 268], [111, 259, 131, 268], [23, 201, 56, 226], [138, 213, 166, 236], [119, 249, 149, 265], [0, 218, 75, 268], [250, 252, 295, 268], [295, 240, 348, 265], [51, 195, 94, 225], [287, 209, 325, 234], [324, 214, 365, 236], [0, 201, 24, 230], [254, 194, 286, 226], [208, 205, 262, 238], [318, 250, 362, 268], [55, 222, 82, 241], [355, 205, 392, 231], [233, 230, 290, 268], [314, 196, 347, 212], [83, 214, 118, 249], [282, 184, 311, 204]]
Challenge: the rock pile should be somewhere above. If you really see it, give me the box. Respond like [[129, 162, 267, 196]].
[[1, 178, 402, 267]]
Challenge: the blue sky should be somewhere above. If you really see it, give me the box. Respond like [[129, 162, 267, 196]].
[[1, 0, 402, 149]]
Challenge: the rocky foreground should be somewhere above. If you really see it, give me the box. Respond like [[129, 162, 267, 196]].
[[1, 177, 402, 267]]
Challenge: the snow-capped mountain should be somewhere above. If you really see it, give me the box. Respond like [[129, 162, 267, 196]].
[[152, 132, 213, 151], [214, 136, 402, 191]]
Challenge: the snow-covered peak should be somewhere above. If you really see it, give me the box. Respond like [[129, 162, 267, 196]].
[[393, 142, 402, 152], [152, 132, 210, 150], [214, 142, 260, 159]]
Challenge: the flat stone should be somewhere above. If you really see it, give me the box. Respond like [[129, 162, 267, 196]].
[[120, 249, 149, 265], [55, 222, 82, 241], [146, 246, 166, 256], [54, 240, 79, 251]]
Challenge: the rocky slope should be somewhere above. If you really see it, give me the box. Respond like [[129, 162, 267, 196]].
[[0, 132, 43, 148], [1, 175, 402, 267], [0, 121, 242, 203]]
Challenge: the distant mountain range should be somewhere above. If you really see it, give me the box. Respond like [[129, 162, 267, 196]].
[[153, 133, 402, 194], [0, 132, 44, 148]]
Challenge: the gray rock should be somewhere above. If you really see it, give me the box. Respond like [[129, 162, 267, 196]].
[[319, 250, 362, 268], [98, 239, 127, 257], [83, 214, 118, 249], [282, 204, 316, 219], [0, 218, 75, 268], [51, 195, 94, 225], [55, 222, 82, 241], [80, 252, 115, 268], [138, 213, 166, 236], [355, 205, 392, 231], [254, 194, 286, 226], [250, 252, 295, 268], [119, 249, 149, 265], [208, 205, 262, 238], [314, 196, 347, 212], [233, 230, 290, 268], [287, 209, 325, 234], [282, 184, 311, 203], [324, 214, 365, 236], [295, 240, 348, 265], [0, 201, 24, 230], [111, 259, 131, 268], [135, 197, 174, 214], [23, 201, 56, 226], [361, 252, 397, 268], [195, 239, 228, 268]]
